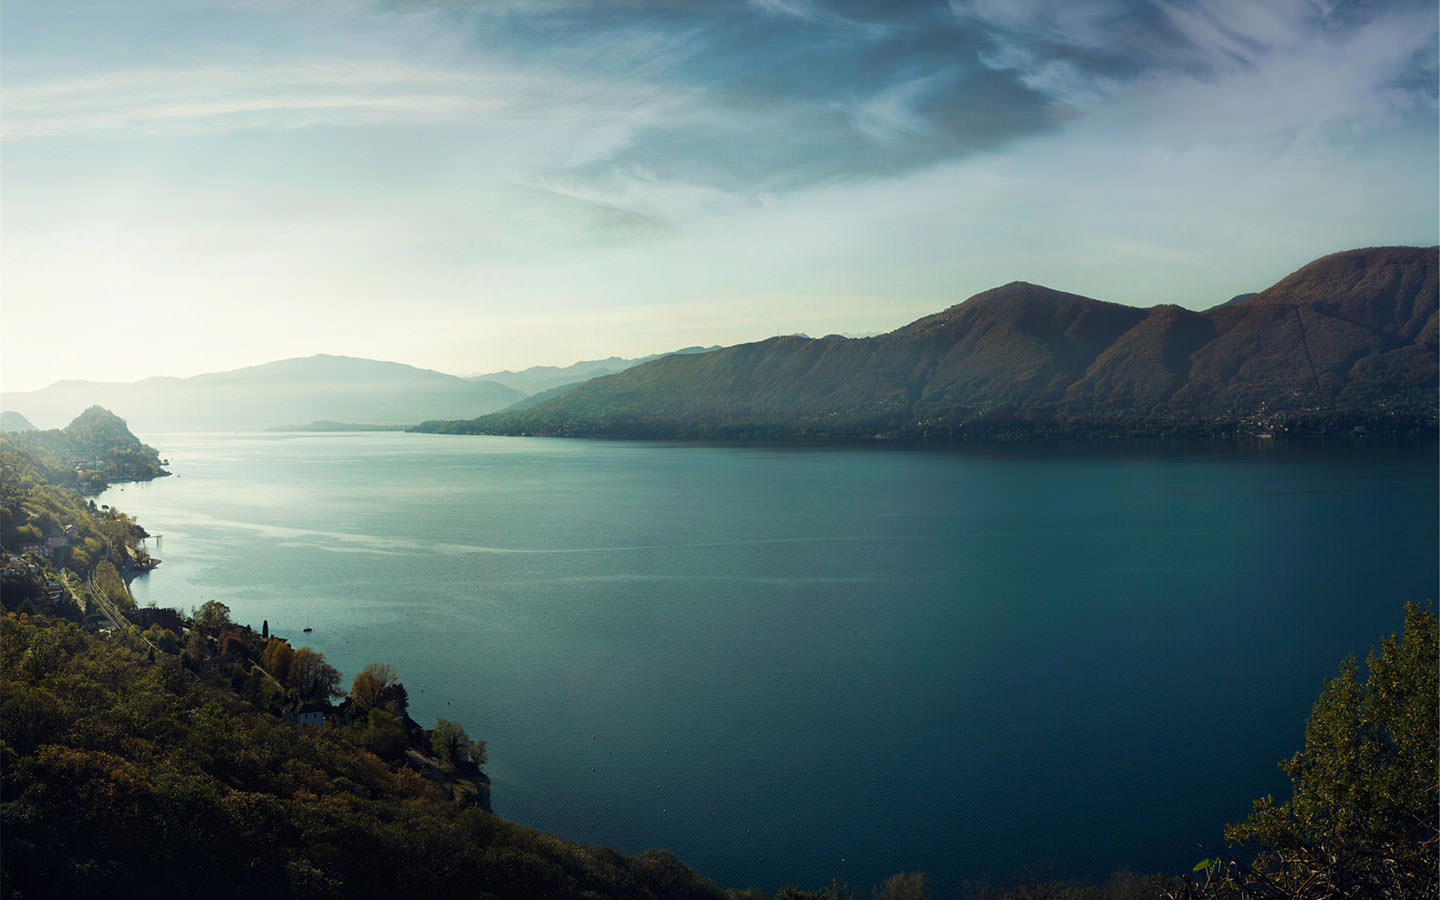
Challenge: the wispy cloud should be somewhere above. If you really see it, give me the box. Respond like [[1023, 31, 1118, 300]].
[[747, 0, 897, 40], [973, 42, 1118, 109], [1114, 3, 1437, 153], [951, 0, 1140, 54], [953, 0, 1437, 147], [847, 68, 963, 143], [2, 62, 495, 139], [522, 170, 743, 227]]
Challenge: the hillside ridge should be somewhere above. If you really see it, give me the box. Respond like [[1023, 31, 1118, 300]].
[[415, 247, 1439, 441]]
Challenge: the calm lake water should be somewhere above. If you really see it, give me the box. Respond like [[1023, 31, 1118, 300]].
[[101, 433, 1438, 895]]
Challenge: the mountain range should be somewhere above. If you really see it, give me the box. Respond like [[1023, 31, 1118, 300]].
[[468, 347, 720, 397], [416, 246, 1438, 440], [0, 356, 525, 433], [1, 347, 737, 434], [5, 248, 1433, 439]]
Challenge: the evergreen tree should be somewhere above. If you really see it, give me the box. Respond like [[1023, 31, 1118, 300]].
[[1221, 602, 1438, 900]]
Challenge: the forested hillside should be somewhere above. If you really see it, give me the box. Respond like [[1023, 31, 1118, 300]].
[[418, 247, 1438, 441], [1, 406, 167, 493], [1, 414, 160, 612], [0, 613, 742, 900]]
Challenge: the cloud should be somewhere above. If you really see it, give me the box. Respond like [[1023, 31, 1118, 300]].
[[520, 172, 735, 229], [951, 0, 1436, 155], [974, 41, 1118, 108], [951, 0, 1139, 53], [746, 0, 897, 39], [2, 0, 1050, 197], [1151, 0, 1294, 67], [1, 62, 498, 140], [1114, 4, 1438, 153], [955, 0, 1436, 88], [1, 0, 1434, 401], [846, 68, 964, 142]]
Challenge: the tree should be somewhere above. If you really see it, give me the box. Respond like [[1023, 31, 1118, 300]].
[[350, 663, 399, 712], [1219, 601, 1438, 900], [776, 884, 852, 900], [872, 873, 929, 900], [143, 625, 180, 654], [261, 639, 292, 684], [431, 718, 486, 772], [345, 708, 409, 759], [193, 600, 231, 634], [184, 628, 208, 665], [383, 682, 409, 717], [287, 646, 342, 702], [218, 628, 248, 659]]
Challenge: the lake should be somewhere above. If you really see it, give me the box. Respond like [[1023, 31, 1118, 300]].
[[100, 432, 1438, 895]]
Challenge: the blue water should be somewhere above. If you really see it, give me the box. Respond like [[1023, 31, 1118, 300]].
[[101, 433, 1439, 895]]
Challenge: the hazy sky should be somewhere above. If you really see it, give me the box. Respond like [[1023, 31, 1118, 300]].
[[3, 0, 1436, 393]]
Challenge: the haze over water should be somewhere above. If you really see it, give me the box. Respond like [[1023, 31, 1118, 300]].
[[103, 433, 1438, 895]]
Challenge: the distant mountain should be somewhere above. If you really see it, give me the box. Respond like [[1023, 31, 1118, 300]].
[[1216, 292, 1258, 307], [416, 247, 1438, 440], [470, 347, 720, 396], [2, 355, 525, 433], [499, 381, 594, 412], [0, 411, 36, 433]]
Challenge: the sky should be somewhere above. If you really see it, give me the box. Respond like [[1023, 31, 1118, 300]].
[[2, 0, 1436, 393]]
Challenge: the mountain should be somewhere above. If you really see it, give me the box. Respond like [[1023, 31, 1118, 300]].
[[470, 347, 721, 396], [498, 380, 595, 412], [1, 355, 525, 433], [0, 411, 36, 432], [0, 406, 169, 491], [416, 247, 1438, 440]]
